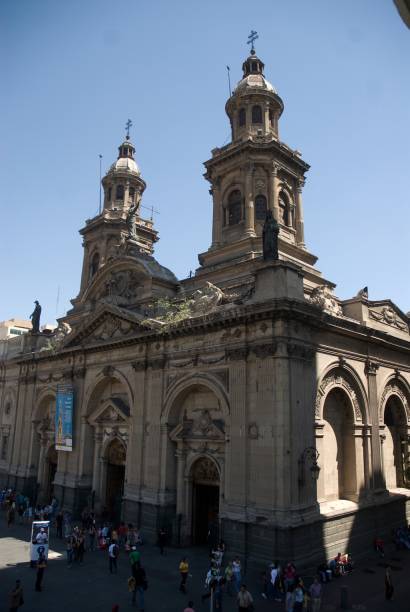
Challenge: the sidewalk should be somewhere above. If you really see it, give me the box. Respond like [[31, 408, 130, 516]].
[[1, 516, 409, 611]]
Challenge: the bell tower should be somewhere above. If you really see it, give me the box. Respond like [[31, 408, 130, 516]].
[[76, 127, 158, 299], [196, 38, 329, 292]]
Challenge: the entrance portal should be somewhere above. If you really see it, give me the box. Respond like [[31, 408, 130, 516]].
[[46, 446, 57, 502], [191, 457, 220, 545], [105, 439, 126, 522]]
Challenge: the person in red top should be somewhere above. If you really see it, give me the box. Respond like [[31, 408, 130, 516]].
[[183, 602, 195, 612], [118, 522, 128, 548]]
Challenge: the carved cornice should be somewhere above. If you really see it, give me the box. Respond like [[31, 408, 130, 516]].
[[252, 342, 277, 359], [132, 360, 147, 372], [287, 343, 315, 361], [225, 347, 248, 362], [148, 357, 166, 370]]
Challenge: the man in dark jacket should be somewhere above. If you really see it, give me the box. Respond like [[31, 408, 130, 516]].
[[131, 561, 147, 609]]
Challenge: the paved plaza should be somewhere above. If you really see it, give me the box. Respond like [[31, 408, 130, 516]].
[[1, 515, 410, 611]]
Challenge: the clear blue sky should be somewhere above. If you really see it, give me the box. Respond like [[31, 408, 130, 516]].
[[1, 0, 409, 324]]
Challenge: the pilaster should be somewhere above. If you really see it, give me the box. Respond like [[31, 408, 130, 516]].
[[365, 360, 384, 491]]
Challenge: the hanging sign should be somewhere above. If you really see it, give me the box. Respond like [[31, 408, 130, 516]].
[[55, 384, 74, 451]]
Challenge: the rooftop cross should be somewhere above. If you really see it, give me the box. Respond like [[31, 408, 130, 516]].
[[247, 30, 259, 53], [125, 118, 133, 140]]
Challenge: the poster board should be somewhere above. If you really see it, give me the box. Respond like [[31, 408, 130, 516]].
[[55, 384, 74, 451], [30, 520, 50, 562]]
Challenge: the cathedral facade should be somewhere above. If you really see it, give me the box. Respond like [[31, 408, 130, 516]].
[[1, 48, 409, 566]]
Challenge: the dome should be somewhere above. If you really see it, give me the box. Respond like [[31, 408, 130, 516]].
[[235, 73, 276, 95], [109, 156, 140, 175]]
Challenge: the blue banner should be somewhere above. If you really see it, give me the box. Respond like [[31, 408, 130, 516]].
[[55, 384, 74, 451]]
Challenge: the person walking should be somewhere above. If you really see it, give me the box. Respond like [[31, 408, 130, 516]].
[[77, 530, 85, 565], [109, 541, 119, 574], [293, 583, 304, 611], [309, 577, 322, 612], [179, 557, 189, 593], [232, 557, 242, 594], [131, 561, 147, 609], [56, 511, 63, 539], [66, 533, 74, 568], [385, 566, 394, 601], [9, 579, 24, 612], [237, 584, 253, 611], [158, 527, 167, 555], [130, 545, 141, 576], [35, 554, 47, 592], [224, 562, 234, 596], [87, 522, 96, 551]]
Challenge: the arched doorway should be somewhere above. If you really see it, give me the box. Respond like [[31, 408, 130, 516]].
[[191, 457, 220, 545], [45, 446, 58, 502], [384, 396, 407, 488], [105, 438, 126, 522], [322, 389, 357, 500]]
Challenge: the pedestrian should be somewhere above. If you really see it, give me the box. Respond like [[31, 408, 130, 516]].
[[7, 503, 15, 527], [385, 566, 394, 601], [131, 561, 147, 609], [214, 578, 225, 611], [158, 527, 167, 555], [232, 557, 242, 593], [224, 561, 234, 596], [285, 585, 294, 612], [293, 583, 304, 611], [237, 584, 253, 611], [109, 540, 119, 574], [77, 530, 85, 564], [9, 579, 24, 612], [309, 577, 322, 612], [183, 601, 195, 612], [87, 522, 96, 551], [66, 533, 74, 568], [35, 553, 47, 592], [56, 511, 63, 538], [179, 557, 189, 593], [130, 545, 141, 576]]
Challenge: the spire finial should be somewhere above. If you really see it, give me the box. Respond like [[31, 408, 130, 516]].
[[247, 30, 259, 54], [125, 118, 133, 140]]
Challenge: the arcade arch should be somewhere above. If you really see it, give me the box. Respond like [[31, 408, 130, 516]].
[[165, 380, 228, 545], [380, 380, 410, 489]]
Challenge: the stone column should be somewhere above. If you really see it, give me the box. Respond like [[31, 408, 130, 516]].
[[244, 164, 255, 237], [92, 429, 103, 495], [175, 448, 186, 516], [295, 180, 305, 247], [353, 425, 366, 497], [315, 422, 326, 502], [365, 361, 384, 491], [268, 163, 280, 221], [263, 102, 270, 134], [211, 178, 222, 248]]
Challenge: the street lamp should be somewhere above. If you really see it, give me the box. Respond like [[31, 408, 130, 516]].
[[298, 446, 320, 486]]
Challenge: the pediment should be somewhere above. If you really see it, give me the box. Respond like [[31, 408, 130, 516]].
[[170, 409, 225, 442], [368, 300, 409, 335], [89, 397, 130, 426], [64, 304, 152, 348], [83, 261, 148, 308]]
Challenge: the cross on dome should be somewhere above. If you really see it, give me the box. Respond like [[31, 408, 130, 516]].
[[247, 30, 259, 54], [125, 118, 133, 140]]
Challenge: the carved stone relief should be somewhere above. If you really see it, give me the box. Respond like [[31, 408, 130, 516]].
[[97, 270, 142, 307], [315, 369, 364, 421], [369, 307, 408, 332], [310, 285, 343, 317], [380, 382, 410, 421], [191, 457, 219, 484]]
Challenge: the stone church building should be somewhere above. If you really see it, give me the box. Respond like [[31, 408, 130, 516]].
[[1, 48, 409, 566]]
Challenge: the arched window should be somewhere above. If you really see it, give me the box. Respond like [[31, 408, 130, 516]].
[[238, 108, 246, 127], [129, 187, 135, 201], [90, 252, 100, 278], [252, 105, 262, 124], [255, 195, 267, 221], [108, 187, 112, 201], [279, 191, 290, 226], [116, 184, 124, 200], [227, 190, 242, 226], [269, 109, 274, 128]]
